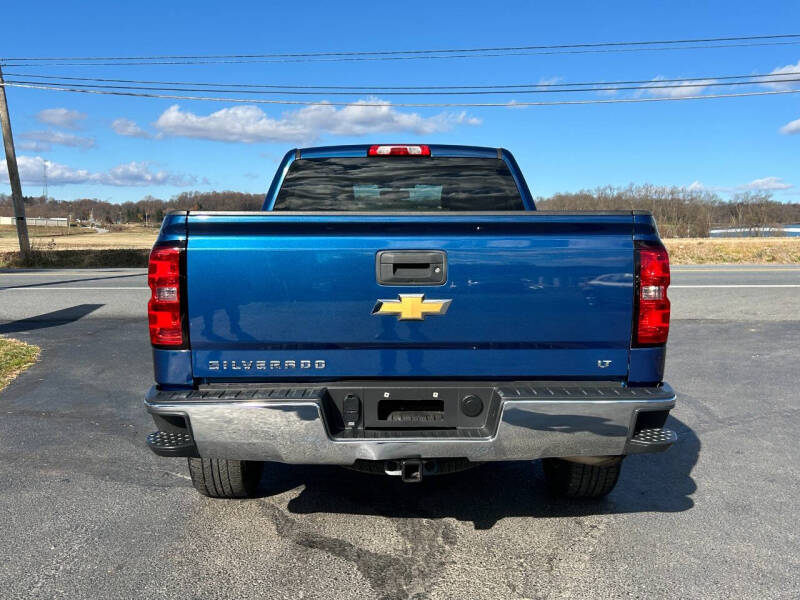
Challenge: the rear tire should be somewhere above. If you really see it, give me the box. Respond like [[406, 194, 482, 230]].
[[187, 457, 263, 498], [542, 457, 622, 499]]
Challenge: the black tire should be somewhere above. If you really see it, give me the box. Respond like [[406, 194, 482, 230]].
[[187, 457, 263, 498], [542, 457, 622, 499]]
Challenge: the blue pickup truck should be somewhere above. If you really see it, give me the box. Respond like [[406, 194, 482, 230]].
[[144, 144, 676, 499]]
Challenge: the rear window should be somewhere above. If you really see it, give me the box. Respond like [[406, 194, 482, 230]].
[[274, 157, 524, 211]]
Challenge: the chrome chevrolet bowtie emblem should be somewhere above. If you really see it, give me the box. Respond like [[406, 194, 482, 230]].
[[372, 294, 452, 321]]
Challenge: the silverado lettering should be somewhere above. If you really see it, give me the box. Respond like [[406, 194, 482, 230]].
[[207, 360, 326, 371]]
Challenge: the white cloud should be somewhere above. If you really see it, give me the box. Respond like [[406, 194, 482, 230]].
[[111, 117, 152, 138], [537, 76, 562, 86], [153, 99, 481, 144], [155, 105, 305, 143], [298, 100, 481, 136], [505, 77, 566, 107], [100, 161, 196, 186], [595, 88, 618, 97], [1, 156, 90, 185], [779, 117, 800, 135], [763, 59, 800, 90], [20, 130, 95, 149], [765, 61, 800, 134], [685, 177, 793, 193], [640, 76, 716, 98], [18, 140, 53, 152], [738, 176, 793, 191], [35, 108, 86, 129], [686, 181, 706, 191], [505, 100, 529, 110], [0, 155, 196, 187]]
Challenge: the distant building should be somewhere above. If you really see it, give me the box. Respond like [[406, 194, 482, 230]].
[[709, 224, 800, 238], [0, 216, 68, 227]]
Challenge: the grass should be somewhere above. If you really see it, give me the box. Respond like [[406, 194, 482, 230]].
[[0, 338, 40, 392], [664, 237, 800, 264], [0, 224, 157, 251], [0, 248, 150, 268], [0, 224, 95, 239]]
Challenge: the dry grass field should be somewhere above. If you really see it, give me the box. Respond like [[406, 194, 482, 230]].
[[0, 225, 157, 251], [1, 225, 799, 266], [0, 224, 96, 242], [664, 237, 800, 264]]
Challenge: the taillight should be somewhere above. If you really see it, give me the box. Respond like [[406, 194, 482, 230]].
[[634, 244, 670, 345], [368, 145, 430, 156], [148, 244, 186, 347]]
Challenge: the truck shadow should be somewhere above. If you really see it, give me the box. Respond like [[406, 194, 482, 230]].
[[0, 304, 104, 334], [0, 271, 142, 290], [258, 414, 699, 530]]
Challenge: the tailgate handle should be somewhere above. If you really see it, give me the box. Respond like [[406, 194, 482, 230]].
[[377, 251, 447, 286]]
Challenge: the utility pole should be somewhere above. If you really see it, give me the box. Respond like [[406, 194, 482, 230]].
[[0, 64, 31, 260]]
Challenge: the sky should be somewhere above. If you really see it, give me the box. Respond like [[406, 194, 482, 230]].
[[1, 0, 800, 203]]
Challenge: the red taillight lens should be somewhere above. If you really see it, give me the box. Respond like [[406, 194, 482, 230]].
[[368, 145, 430, 156], [635, 245, 670, 345], [148, 245, 185, 347]]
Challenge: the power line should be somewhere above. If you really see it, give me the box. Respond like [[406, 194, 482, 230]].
[[4, 33, 799, 61], [3, 80, 799, 107], [4, 40, 800, 66], [5, 70, 798, 91], [5, 76, 800, 96]]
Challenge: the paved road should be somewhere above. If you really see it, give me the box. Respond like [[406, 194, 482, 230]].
[[0, 266, 798, 599]]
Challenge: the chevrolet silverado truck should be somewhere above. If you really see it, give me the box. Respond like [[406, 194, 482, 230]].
[[144, 143, 676, 499]]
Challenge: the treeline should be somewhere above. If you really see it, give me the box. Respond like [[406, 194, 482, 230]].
[[536, 185, 800, 237], [0, 191, 264, 226], [2, 185, 799, 237]]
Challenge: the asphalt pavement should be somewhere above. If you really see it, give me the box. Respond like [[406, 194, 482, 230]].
[[0, 265, 798, 599]]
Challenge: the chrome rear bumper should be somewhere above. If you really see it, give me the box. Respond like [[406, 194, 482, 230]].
[[145, 383, 676, 463]]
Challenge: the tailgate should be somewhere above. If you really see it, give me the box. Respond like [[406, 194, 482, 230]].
[[186, 213, 635, 380]]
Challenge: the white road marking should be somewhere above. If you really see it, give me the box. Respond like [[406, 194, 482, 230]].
[[0, 270, 146, 276], [0, 286, 150, 292], [671, 284, 800, 288], [672, 268, 800, 272]]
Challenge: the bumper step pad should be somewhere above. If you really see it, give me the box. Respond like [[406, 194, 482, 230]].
[[146, 430, 199, 457], [625, 427, 677, 454]]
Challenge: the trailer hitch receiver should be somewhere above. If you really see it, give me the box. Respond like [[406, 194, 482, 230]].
[[384, 458, 423, 482]]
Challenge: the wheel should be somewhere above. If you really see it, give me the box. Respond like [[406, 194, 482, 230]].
[[187, 457, 263, 498], [542, 457, 622, 499]]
